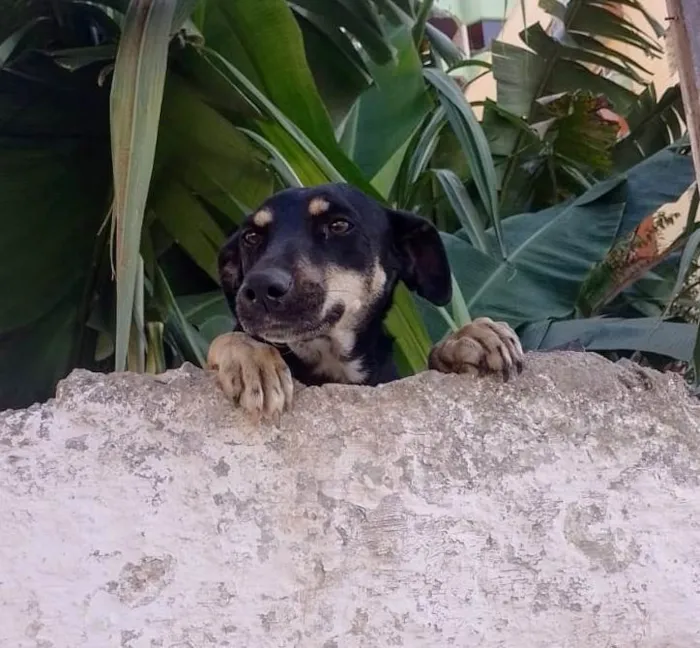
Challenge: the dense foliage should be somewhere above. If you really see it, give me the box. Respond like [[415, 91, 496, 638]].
[[0, 0, 696, 409]]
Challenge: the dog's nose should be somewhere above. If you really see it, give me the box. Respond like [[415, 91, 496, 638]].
[[241, 269, 292, 309]]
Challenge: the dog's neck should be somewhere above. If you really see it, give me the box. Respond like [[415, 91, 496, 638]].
[[284, 316, 397, 387]]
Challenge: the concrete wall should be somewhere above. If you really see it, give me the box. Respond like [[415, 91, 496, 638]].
[[2, 353, 700, 646]]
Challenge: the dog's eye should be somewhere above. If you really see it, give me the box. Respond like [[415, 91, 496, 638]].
[[328, 219, 353, 235], [241, 229, 261, 246]]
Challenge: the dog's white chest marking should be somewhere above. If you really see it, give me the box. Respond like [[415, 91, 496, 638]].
[[290, 331, 366, 384]]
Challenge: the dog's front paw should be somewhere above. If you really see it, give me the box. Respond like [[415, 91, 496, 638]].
[[207, 332, 294, 423], [428, 317, 524, 381]]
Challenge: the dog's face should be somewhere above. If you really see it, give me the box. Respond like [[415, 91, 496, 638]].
[[218, 183, 452, 345]]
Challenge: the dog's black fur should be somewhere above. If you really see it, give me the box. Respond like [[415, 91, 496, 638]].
[[217, 183, 452, 387]]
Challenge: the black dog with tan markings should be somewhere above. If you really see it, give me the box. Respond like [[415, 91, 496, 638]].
[[207, 183, 524, 422]]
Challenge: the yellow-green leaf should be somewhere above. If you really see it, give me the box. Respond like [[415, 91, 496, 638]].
[[110, 0, 176, 371]]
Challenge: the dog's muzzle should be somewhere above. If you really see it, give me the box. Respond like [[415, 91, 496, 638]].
[[235, 268, 339, 343]]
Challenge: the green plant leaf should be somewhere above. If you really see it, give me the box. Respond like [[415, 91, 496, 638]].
[[666, 227, 700, 316], [432, 169, 489, 253], [177, 290, 234, 343], [406, 105, 445, 184], [424, 21, 462, 66], [199, 47, 348, 186], [490, 0, 661, 214], [578, 182, 698, 317], [418, 177, 628, 342], [145, 321, 167, 373], [110, 0, 177, 372], [345, 23, 433, 190], [289, 0, 394, 65], [156, 71, 273, 221], [173, 0, 201, 32], [612, 84, 686, 172], [240, 128, 304, 188], [617, 142, 695, 236], [519, 316, 698, 363], [0, 62, 112, 408], [0, 297, 82, 410], [499, 90, 621, 210], [151, 178, 226, 282], [471, 179, 626, 317], [292, 7, 372, 126], [423, 67, 505, 256], [200, 0, 368, 188], [423, 143, 693, 344], [178, 290, 231, 323], [153, 264, 208, 366]]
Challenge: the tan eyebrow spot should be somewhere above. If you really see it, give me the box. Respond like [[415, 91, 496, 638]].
[[252, 208, 273, 227], [308, 197, 330, 216]]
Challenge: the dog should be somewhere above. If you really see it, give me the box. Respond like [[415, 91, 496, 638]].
[[207, 183, 524, 422]]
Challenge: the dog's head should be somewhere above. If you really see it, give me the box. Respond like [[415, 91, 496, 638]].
[[218, 183, 451, 345]]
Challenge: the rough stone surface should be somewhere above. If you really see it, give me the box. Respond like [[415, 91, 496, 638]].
[[1, 352, 700, 647]]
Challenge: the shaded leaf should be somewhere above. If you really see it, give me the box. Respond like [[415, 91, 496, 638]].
[[289, 0, 394, 65], [612, 84, 686, 171], [345, 23, 432, 190], [0, 63, 112, 408], [151, 178, 226, 282], [292, 7, 372, 126], [489, 0, 662, 214], [432, 169, 489, 253], [519, 316, 697, 364], [424, 67, 504, 255], [418, 177, 628, 342]]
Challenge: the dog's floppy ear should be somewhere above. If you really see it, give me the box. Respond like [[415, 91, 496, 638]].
[[218, 230, 243, 313], [387, 208, 452, 306]]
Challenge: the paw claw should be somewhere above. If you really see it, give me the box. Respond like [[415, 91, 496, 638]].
[[429, 318, 525, 380], [208, 332, 294, 423]]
